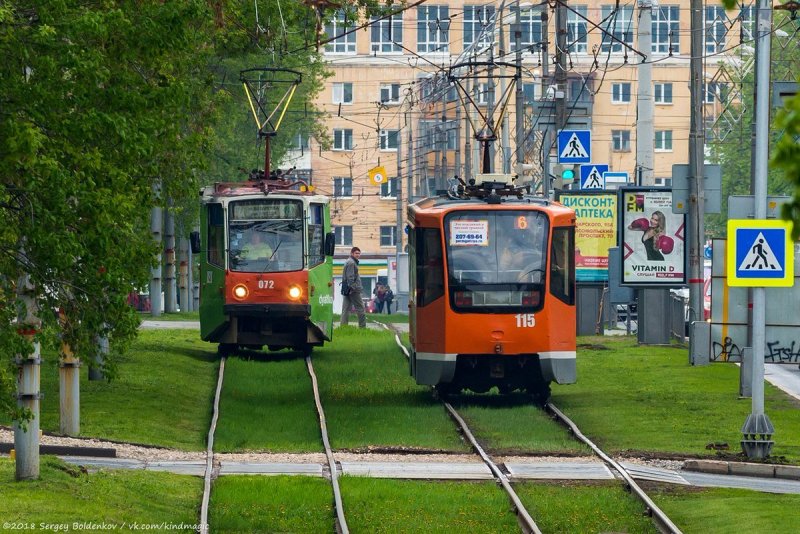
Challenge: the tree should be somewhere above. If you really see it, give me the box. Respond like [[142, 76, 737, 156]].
[[0, 1, 218, 417]]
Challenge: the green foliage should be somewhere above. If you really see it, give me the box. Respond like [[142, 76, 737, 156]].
[[705, 13, 798, 237], [774, 89, 800, 239], [0, 1, 217, 416]]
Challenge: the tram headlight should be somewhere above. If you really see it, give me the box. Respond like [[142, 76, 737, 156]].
[[288, 285, 302, 300], [232, 284, 249, 300]]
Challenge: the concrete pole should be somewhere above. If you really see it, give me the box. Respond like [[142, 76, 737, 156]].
[[541, 11, 552, 196], [58, 321, 80, 436], [406, 111, 414, 201], [179, 236, 190, 312], [164, 202, 177, 313], [14, 268, 41, 480], [464, 76, 473, 182], [89, 333, 107, 381], [499, 0, 511, 174], [555, 1, 568, 134], [454, 102, 462, 181], [192, 222, 200, 312], [636, 1, 654, 186], [688, 0, 707, 330], [741, 0, 774, 460], [150, 181, 163, 317], [396, 122, 404, 255], [514, 3, 524, 179]]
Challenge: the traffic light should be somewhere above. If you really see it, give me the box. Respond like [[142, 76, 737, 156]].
[[551, 164, 578, 190]]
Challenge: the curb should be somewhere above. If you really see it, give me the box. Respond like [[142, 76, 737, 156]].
[[683, 459, 800, 481]]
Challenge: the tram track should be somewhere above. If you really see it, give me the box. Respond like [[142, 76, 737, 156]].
[[381, 320, 682, 534], [198, 352, 350, 534]]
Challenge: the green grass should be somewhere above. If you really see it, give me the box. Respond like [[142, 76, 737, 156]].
[[515, 480, 658, 533], [210, 475, 333, 533], [314, 326, 468, 451], [650, 485, 800, 533], [213, 354, 322, 452], [451, 393, 590, 455], [139, 311, 200, 321], [0, 456, 201, 529], [0, 329, 217, 450], [553, 336, 800, 462], [341, 478, 520, 533]]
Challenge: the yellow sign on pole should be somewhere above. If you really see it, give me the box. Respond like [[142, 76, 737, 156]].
[[368, 166, 388, 186], [727, 219, 795, 287]]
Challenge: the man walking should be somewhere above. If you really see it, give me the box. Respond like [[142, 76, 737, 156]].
[[341, 246, 367, 328]]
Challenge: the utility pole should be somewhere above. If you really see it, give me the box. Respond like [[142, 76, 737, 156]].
[[150, 180, 163, 317], [14, 263, 40, 480], [514, 2, 524, 177], [464, 76, 473, 182], [396, 122, 404, 256], [688, 0, 706, 332], [741, 0, 775, 460], [555, 1, 568, 133], [541, 11, 552, 195], [164, 200, 177, 313], [636, 1, 654, 186]]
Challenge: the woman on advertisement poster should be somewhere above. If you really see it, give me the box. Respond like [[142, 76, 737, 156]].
[[628, 210, 674, 261]]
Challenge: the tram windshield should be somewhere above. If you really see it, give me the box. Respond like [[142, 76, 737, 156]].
[[228, 199, 304, 273], [445, 210, 548, 312]]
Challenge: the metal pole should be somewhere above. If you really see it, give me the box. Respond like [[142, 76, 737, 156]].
[[465, 76, 473, 182], [164, 201, 177, 313], [741, 0, 774, 460], [541, 11, 552, 196], [396, 122, 404, 255], [555, 1, 568, 133], [688, 0, 706, 330], [514, 2, 524, 176], [499, 0, 511, 174]]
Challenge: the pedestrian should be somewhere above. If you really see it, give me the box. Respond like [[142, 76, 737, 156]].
[[384, 287, 394, 314], [340, 246, 367, 328], [373, 284, 387, 313]]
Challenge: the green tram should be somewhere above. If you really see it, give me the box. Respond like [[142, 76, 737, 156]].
[[191, 177, 336, 356]]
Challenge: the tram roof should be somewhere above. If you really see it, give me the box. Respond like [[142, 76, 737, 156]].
[[201, 181, 329, 202], [409, 194, 572, 214]]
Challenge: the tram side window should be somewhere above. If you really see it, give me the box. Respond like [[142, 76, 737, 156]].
[[207, 203, 225, 267], [550, 227, 575, 304], [308, 204, 325, 267], [415, 227, 444, 306]]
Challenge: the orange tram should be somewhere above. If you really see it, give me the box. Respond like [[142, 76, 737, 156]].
[[408, 175, 577, 400]]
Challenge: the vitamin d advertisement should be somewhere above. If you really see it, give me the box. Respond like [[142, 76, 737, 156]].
[[620, 188, 686, 285], [558, 192, 617, 282]]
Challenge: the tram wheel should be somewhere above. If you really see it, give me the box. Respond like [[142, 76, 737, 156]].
[[301, 345, 314, 357], [527, 382, 551, 405], [217, 343, 237, 357]]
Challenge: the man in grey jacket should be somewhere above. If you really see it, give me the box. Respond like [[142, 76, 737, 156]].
[[341, 246, 366, 328]]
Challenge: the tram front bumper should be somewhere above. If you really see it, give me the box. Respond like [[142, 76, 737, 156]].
[[223, 303, 311, 318]]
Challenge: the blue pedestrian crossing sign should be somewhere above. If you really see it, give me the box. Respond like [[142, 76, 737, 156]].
[[727, 219, 795, 287], [558, 130, 591, 164], [579, 164, 608, 190]]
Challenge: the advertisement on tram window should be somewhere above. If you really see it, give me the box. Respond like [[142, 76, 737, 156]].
[[619, 188, 686, 286], [557, 192, 617, 282]]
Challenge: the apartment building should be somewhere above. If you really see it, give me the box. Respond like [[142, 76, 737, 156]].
[[303, 1, 752, 268]]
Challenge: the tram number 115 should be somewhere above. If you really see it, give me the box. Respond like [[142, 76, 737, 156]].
[[515, 313, 535, 328]]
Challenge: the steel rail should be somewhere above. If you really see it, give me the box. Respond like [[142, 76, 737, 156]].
[[443, 402, 543, 534], [199, 356, 226, 534], [306, 356, 350, 534], [546, 402, 683, 534]]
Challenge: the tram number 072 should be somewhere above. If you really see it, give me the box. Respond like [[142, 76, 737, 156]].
[[515, 313, 535, 328], [257, 280, 274, 289]]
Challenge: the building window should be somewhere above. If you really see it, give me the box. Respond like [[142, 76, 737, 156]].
[[652, 6, 679, 54], [569, 79, 592, 103], [380, 177, 398, 198], [600, 5, 633, 53], [417, 6, 450, 53], [380, 129, 399, 151], [522, 83, 537, 104], [567, 6, 588, 53], [611, 83, 631, 103], [739, 6, 756, 41], [332, 82, 353, 104], [324, 10, 356, 53], [655, 130, 673, 151], [370, 14, 402, 53], [654, 177, 672, 187], [380, 83, 401, 104], [704, 6, 727, 55], [654, 83, 673, 104], [293, 133, 309, 150], [333, 177, 352, 197], [463, 5, 495, 49], [333, 129, 353, 151], [511, 5, 544, 50], [380, 225, 397, 247], [612, 130, 631, 152], [475, 82, 492, 104], [335, 226, 353, 246], [703, 82, 729, 104]]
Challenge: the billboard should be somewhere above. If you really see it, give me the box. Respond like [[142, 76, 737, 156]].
[[558, 192, 617, 282], [620, 188, 686, 286]]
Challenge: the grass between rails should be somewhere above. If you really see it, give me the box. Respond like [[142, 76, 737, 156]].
[[313, 326, 468, 452], [210, 475, 333, 533], [213, 354, 322, 452], [0, 329, 217, 450], [553, 336, 800, 462], [515, 480, 658, 533], [650, 484, 800, 534], [0, 456, 201, 529]]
